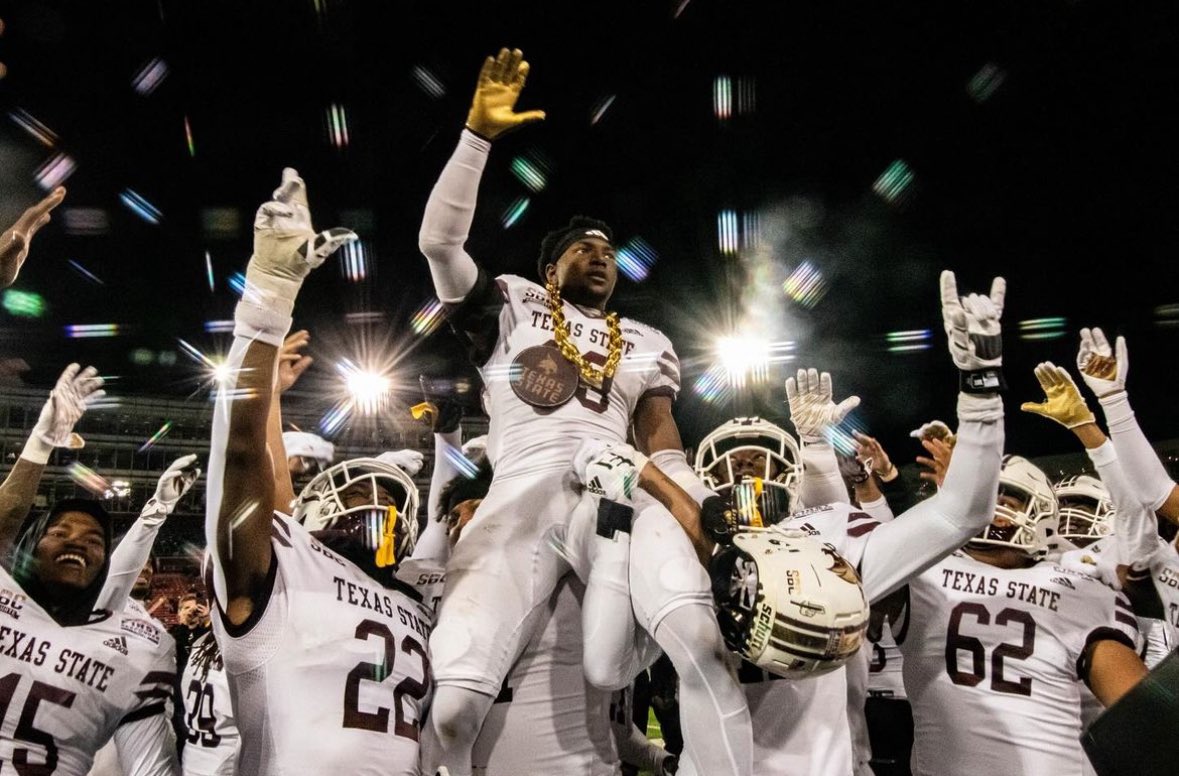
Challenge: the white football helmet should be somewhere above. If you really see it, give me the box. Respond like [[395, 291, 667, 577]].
[[1054, 474, 1114, 548], [695, 417, 800, 525], [709, 528, 869, 678], [292, 458, 420, 567], [971, 455, 1058, 554]]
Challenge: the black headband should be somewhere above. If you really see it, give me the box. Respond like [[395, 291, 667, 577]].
[[537, 217, 615, 278]]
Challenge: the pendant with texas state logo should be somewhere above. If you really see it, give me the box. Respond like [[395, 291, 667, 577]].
[[509, 345, 578, 408]]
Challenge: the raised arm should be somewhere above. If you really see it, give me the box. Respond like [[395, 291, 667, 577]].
[[267, 329, 314, 513], [205, 168, 355, 627], [1, 185, 65, 288], [97, 454, 201, 611], [0, 363, 103, 557], [786, 368, 861, 509], [1077, 328, 1179, 521], [855, 272, 1006, 601]]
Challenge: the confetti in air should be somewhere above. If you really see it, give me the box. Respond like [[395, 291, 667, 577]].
[[591, 95, 616, 125], [344, 311, 387, 326], [1019, 317, 1068, 341], [717, 210, 739, 255], [132, 58, 169, 95], [411, 65, 446, 98], [8, 108, 57, 147], [873, 160, 915, 205], [62, 208, 110, 236], [68, 462, 113, 498], [741, 211, 762, 253], [67, 260, 104, 285], [177, 338, 216, 369], [2, 289, 46, 318], [319, 401, 354, 436], [735, 77, 757, 115], [510, 153, 550, 192], [616, 237, 659, 282], [326, 103, 350, 149], [204, 320, 234, 333], [783, 261, 828, 308], [967, 63, 1007, 103], [227, 272, 246, 297], [885, 329, 932, 353], [184, 115, 196, 157], [34, 153, 76, 190], [502, 197, 530, 229], [1154, 304, 1179, 328], [443, 443, 481, 479], [411, 297, 447, 336], [205, 251, 215, 292], [713, 76, 732, 120], [120, 189, 162, 225], [339, 240, 368, 282], [138, 421, 174, 452], [64, 323, 119, 338]]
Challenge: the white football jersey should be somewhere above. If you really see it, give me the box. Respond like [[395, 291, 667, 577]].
[[473, 577, 617, 776], [180, 631, 237, 776], [867, 619, 906, 699], [898, 550, 1141, 776], [212, 514, 433, 776], [0, 565, 177, 776], [1143, 538, 1179, 659], [480, 274, 680, 479]]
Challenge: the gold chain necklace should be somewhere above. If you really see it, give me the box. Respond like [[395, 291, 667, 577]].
[[546, 280, 622, 389]]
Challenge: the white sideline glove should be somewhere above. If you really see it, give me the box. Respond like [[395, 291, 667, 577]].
[[140, 454, 202, 527], [784, 368, 860, 444], [939, 271, 1005, 380], [1059, 549, 1122, 591], [378, 449, 425, 477], [572, 438, 648, 503], [27, 363, 105, 458]]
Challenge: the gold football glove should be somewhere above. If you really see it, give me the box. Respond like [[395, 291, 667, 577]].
[[465, 48, 546, 140], [1020, 362, 1096, 429]]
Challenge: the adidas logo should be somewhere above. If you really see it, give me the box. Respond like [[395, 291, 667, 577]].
[[1051, 576, 1076, 590], [103, 636, 128, 655], [587, 476, 606, 496]]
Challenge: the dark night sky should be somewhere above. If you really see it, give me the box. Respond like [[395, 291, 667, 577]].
[[1, 0, 1176, 458]]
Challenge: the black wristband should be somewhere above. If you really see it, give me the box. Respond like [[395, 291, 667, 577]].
[[959, 368, 1006, 394], [596, 499, 634, 539]]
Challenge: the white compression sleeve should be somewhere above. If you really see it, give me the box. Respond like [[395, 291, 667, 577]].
[[857, 395, 1003, 602], [95, 517, 161, 611], [1087, 440, 1160, 568], [860, 494, 895, 523], [1100, 392, 1177, 512], [798, 441, 850, 509], [418, 130, 489, 304], [411, 429, 464, 563], [648, 448, 715, 506]]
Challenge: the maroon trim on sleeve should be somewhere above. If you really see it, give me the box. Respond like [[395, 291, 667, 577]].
[[639, 386, 678, 403], [1077, 626, 1138, 682], [847, 521, 881, 538]]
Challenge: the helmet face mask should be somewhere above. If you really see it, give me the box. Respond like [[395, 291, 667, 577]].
[[1054, 475, 1114, 548], [293, 458, 420, 577], [709, 528, 869, 679], [695, 418, 800, 526], [971, 456, 1058, 555]]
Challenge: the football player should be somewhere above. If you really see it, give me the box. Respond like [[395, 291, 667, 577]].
[[894, 445, 1148, 775], [0, 365, 179, 775], [180, 563, 237, 776], [419, 48, 742, 776], [572, 271, 1013, 775], [203, 168, 432, 775]]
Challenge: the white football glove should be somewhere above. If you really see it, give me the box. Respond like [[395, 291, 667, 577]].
[[1059, 549, 1122, 591], [140, 454, 202, 527], [909, 419, 955, 442], [939, 271, 1005, 389], [245, 168, 357, 313], [1076, 327, 1128, 399], [572, 438, 649, 504], [30, 363, 105, 454], [377, 449, 425, 477], [784, 368, 860, 444], [461, 435, 488, 460]]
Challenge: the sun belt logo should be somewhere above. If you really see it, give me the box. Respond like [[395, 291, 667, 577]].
[[103, 636, 129, 656], [0, 588, 27, 619]]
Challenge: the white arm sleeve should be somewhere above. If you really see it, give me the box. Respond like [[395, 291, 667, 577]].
[[857, 396, 1004, 602], [1087, 440, 1160, 568], [113, 710, 180, 776], [860, 494, 895, 523], [410, 429, 464, 563], [418, 130, 489, 303], [1100, 392, 1177, 512], [797, 441, 850, 509], [95, 518, 161, 612], [648, 448, 715, 506]]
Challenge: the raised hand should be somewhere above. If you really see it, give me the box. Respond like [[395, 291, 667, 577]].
[[1077, 327, 1128, 399], [785, 368, 860, 444], [909, 419, 955, 443], [466, 48, 546, 140], [853, 431, 896, 480], [33, 363, 105, 450], [1, 187, 66, 288], [940, 271, 1005, 391], [142, 454, 202, 525], [277, 330, 314, 394], [915, 437, 954, 487], [377, 449, 426, 477], [1020, 362, 1096, 430]]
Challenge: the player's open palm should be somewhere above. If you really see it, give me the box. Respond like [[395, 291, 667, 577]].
[[466, 48, 546, 140]]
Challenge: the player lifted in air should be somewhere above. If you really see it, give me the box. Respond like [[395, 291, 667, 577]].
[[0, 365, 179, 775], [418, 48, 746, 776], [203, 169, 432, 775]]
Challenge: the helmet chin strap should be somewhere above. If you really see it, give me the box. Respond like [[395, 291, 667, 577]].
[[375, 505, 399, 568]]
